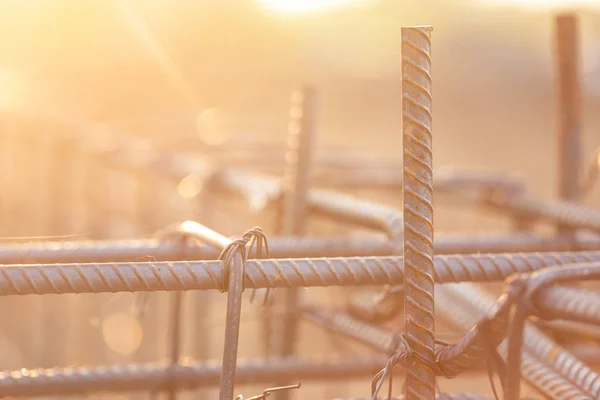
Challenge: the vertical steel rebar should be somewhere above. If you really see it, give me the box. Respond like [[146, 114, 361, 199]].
[[161, 221, 246, 400], [274, 86, 316, 400], [401, 25, 436, 400], [168, 290, 183, 400], [281, 87, 316, 236], [555, 14, 582, 222]]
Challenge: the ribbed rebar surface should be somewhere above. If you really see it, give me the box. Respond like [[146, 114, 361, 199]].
[[401, 25, 435, 400], [1, 233, 600, 264], [0, 357, 385, 397], [275, 86, 317, 399], [439, 283, 599, 399], [331, 394, 493, 400], [536, 285, 600, 325], [2, 251, 600, 295]]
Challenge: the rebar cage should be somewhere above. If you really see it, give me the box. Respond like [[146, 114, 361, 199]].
[[1, 15, 600, 400]]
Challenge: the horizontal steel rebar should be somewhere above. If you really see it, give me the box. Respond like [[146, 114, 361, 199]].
[[535, 285, 600, 325], [3, 251, 600, 296], [437, 283, 599, 399], [4, 232, 600, 264], [331, 395, 494, 400], [487, 193, 600, 232], [0, 357, 386, 397], [301, 306, 399, 354]]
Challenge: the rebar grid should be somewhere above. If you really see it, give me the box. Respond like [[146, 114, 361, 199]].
[[0, 14, 598, 400]]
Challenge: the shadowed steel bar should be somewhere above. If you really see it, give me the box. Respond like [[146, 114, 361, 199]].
[[555, 14, 582, 214], [401, 25, 435, 400], [536, 285, 600, 325], [0, 357, 385, 397], [438, 284, 598, 398], [301, 306, 399, 354], [277, 88, 316, 392], [331, 395, 494, 400], [486, 194, 600, 233], [308, 189, 403, 253], [1, 233, 600, 264], [281, 87, 316, 236], [3, 251, 600, 295], [302, 274, 600, 380]]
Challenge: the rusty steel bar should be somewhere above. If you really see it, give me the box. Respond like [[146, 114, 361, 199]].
[[280, 86, 316, 237], [301, 306, 399, 354], [535, 285, 600, 325], [434, 263, 600, 380], [1, 232, 600, 264], [535, 318, 600, 342], [308, 190, 403, 253], [486, 194, 600, 233], [565, 344, 600, 365], [401, 25, 436, 400], [0, 356, 385, 397], [324, 268, 600, 380], [314, 168, 523, 193], [276, 88, 316, 388], [331, 395, 494, 400], [555, 14, 582, 210], [503, 263, 600, 400], [438, 284, 599, 398], [3, 251, 600, 296]]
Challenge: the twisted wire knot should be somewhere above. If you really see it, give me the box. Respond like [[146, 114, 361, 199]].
[[504, 274, 545, 320], [218, 227, 270, 295], [371, 334, 452, 399]]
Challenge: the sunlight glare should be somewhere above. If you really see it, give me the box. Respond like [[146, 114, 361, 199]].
[[0, 68, 24, 109], [477, 0, 600, 10], [197, 107, 229, 146], [255, 0, 370, 16]]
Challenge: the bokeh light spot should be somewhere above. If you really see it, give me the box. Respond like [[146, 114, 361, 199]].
[[102, 313, 143, 356], [178, 174, 204, 199], [197, 107, 229, 146]]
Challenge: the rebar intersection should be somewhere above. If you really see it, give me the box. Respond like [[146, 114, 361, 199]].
[[0, 16, 599, 400]]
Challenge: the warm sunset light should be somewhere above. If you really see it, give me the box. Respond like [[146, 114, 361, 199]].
[[255, 0, 371, 16], [0, 68, 25, 109], [478, 0, 600, 9]]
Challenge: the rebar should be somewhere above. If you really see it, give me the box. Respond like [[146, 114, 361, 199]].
[[331, 395, 494, 400], [536, 286, 600, 324], [438, 283, 599, 398], [301, 306, 399, 354], [3, 251, 600, 296], [3, 16, 600, 400], [486, 193, 600, 233], [275, 87, 316, 392], [307, 189, 403, 252], [555, 14, 582, 210], [1, 232, 600, 264], [401, 25, 436, 400], [0, 357, 385, 397]]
